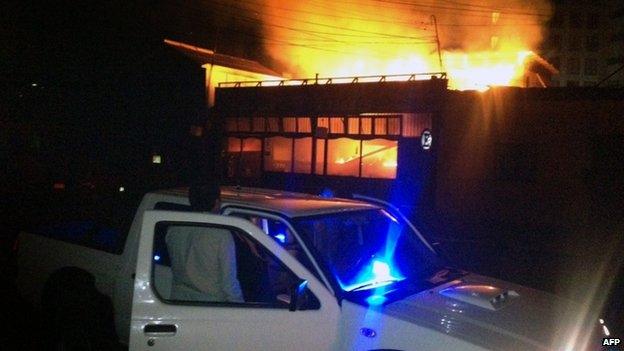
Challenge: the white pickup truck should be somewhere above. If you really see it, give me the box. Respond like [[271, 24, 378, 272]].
[[17, 186, 605, 350]]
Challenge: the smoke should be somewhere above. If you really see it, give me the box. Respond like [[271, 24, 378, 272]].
[[256, 0, 553, 82]]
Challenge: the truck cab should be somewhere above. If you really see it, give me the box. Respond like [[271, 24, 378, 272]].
[[126, 187, 602, 350], [17, 186, 605, 350]]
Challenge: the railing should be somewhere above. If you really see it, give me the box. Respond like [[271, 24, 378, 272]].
[[217, 72, 447, 88]]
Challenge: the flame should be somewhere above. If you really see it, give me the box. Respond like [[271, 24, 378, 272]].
[[444, 50, 535, 91], [259, 0, 551, 91], [383, 160, 398, 168]]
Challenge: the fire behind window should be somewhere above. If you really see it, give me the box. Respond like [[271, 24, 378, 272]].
[[225, 113, 431, 180], [227, 137, 262, 178]]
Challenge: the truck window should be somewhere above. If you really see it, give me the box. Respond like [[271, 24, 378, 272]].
[[151, 222, 320, 309], [227, 213, 321, 283]]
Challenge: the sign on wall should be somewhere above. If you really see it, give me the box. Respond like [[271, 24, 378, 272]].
[[421, 129, 433, 151]]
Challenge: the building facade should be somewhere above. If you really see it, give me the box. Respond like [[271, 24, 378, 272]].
[[212, 75, 448, 218], [607, 1, 624, 86], [541, 0, 624, 87]]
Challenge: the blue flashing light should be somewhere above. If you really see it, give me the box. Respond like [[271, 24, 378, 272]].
[[366, 294, 387, 306], [297, 280, 308, 294], [154, 255, 161, 261], [274, 233, 287, 244], [372, 260, 392, 281], [319, 188, 335, 198], [340, 258, 404, 292]]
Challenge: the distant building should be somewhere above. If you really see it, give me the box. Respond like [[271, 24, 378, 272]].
[[608, 2, 624, 86], [541, 0, 624, 87]]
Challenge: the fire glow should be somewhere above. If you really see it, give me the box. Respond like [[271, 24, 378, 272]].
[[259, 0, 552, 91]]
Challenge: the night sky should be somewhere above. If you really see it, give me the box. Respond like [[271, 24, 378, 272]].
[[1, 0, 623, 342], [1, 1, 259, 190]]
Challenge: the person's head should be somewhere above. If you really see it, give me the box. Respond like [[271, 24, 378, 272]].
[[189, 180, 221, 213]]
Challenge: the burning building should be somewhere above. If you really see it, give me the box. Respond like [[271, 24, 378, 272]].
[[256, 0, 554, 91], [212, 74, 447, 215], [162, 1, 621, 230], [209, 73, 623, 240]]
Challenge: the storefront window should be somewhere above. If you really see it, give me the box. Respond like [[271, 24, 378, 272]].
[[241, 138, 262, 177], [283, 117, 296, 132], [242, 138, 261, 152], [327, 138, 360, 177], [226, 116, 402, 179], [374, 118, 386, 135], [264, 137, 293, 172], [226, 138, 262, 178], [330, 117, 344, 134], [347, 117, 359, 134], [252, 117, 265, 132], [360, 118, 372, 135], [227, 137, 241, 152], [361, 139, 397, 179], [293, 138, 312, 173], [297, 118, 311, 133], [317, 117, 329, 129], [388, 117, 400, 135], [237, 118, 251, 132], [267, 117, 279, 132]]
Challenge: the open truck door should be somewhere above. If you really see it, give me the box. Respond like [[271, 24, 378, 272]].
[[130, 210, 340, 350]]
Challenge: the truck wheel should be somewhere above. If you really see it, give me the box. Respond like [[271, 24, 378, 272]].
[[41, 267, 119, 350]]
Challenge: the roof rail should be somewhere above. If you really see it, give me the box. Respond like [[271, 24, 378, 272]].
[[217, 72, 447, 88]]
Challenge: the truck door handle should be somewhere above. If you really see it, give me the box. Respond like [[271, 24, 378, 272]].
[[144, 324, 177, 336]]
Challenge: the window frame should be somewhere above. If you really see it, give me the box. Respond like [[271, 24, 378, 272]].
[[150, 220, 321, 309], [221, 207, 334, 294], [223, 113, 432, 179]]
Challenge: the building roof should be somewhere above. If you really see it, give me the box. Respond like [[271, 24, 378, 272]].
[[155, 186, 378, 218], [164, 39, 280, 77], [213, 77, 448, 117]]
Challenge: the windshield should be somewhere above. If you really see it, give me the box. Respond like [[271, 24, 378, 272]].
[[292, 209, 449, 301]]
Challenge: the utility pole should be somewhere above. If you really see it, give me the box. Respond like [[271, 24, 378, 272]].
[[431, 15, 443, 72]]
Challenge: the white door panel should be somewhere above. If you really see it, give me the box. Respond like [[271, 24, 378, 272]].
[[130, 210, 340, 351]]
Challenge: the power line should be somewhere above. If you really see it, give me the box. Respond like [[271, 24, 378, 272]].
[[247, 0, 547, 28], [596, 63, 624, 87], [233, 0, 426, 27], [439, 0, 551, 15], [178, 4, 435, 43], [209, 0, 432, 40], [371, 0, 551, 18], [165, 8, 436, 58], [303, 0, 549, 20], [436, 21, 547, 27]]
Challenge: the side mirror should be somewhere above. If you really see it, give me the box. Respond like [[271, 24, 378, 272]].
[[288, 279, 319, 311]]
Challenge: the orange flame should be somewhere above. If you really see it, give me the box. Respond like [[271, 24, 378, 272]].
[[260, 0, 551, 91]]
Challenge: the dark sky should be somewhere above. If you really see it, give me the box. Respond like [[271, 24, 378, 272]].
[[1, 1, 237, 181]]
